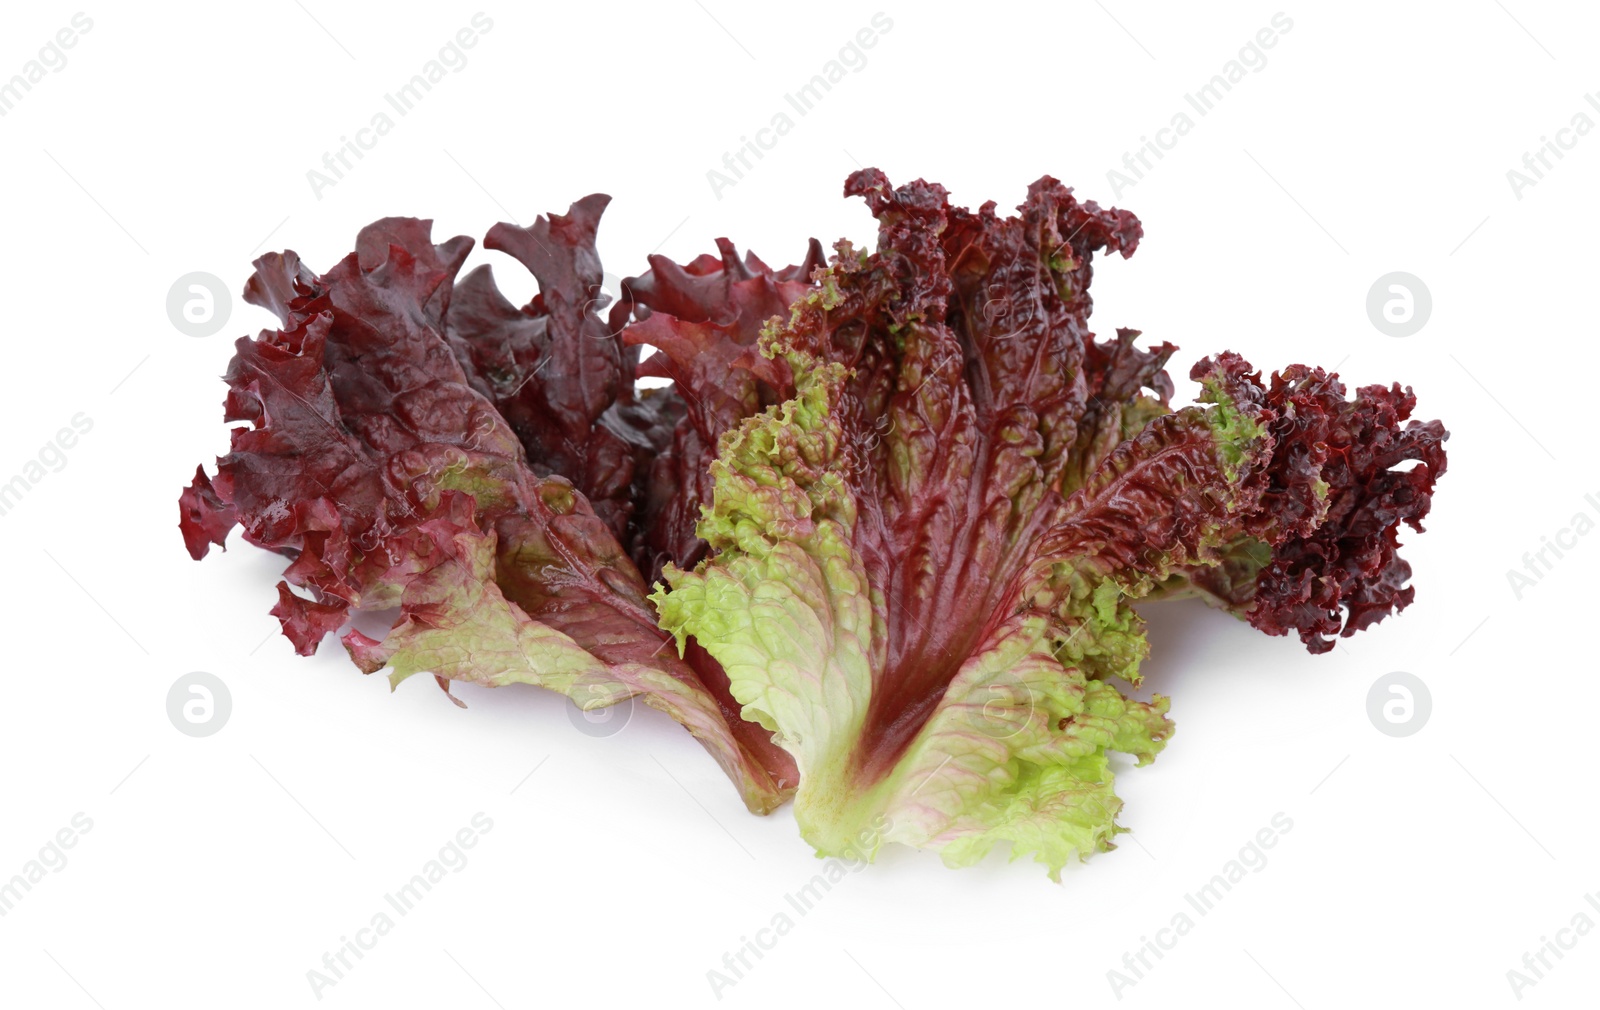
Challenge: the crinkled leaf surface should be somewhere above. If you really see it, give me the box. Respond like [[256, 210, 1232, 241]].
[[179, 173, 1447, 875], [180, 210, 796, 812], [655, 171, 1447, 876]]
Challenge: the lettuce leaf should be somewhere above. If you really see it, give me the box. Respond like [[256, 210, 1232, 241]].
[[612, 236, 824, 588], [651, 170, 1447, 875], [1174, 355, 1449, 651], [179, 208, 797, 812], [178, 170, 1447, 876]]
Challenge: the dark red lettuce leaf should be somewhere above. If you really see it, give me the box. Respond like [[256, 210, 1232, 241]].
[[177, 466, 236, 560], [178, 213, 796, 811], [442, 196, 675, 543], [612, 237, 824, 586], [1061, 327, 1177, 495], [1184, 354, 1449, 652], [437, 213, 820, 790]]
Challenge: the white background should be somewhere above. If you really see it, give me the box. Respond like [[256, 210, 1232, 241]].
[[1, 2, 1596, 1007]]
